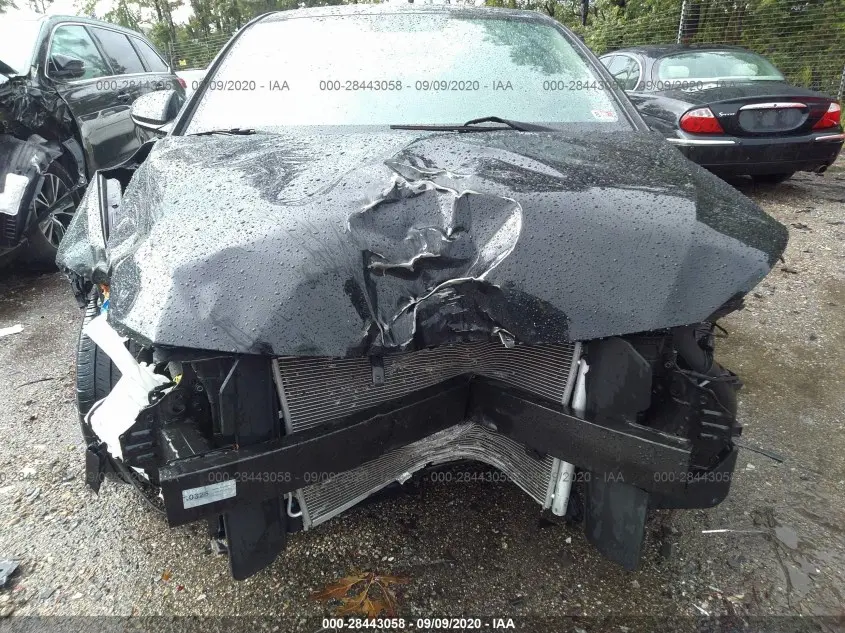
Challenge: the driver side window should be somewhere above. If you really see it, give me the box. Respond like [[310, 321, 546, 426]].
[[48, 24, 111, 80]]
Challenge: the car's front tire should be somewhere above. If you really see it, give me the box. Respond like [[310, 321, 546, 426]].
[[22, 161, 80, 267], [76, 296, 122, 444]]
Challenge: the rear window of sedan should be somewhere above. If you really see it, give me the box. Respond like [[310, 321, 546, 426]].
[[186, 12, 628, 132], [656, 50, 785, 82]]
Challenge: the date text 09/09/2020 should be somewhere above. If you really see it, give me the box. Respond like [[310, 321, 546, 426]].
[[322, 617, 517, 629]]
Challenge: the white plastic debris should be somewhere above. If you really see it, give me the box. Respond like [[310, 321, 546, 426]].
[[0, 324, 23, 338], [83, 314, 169, 460], [0, 174, 30, 216], [571, 358, 589, 414]]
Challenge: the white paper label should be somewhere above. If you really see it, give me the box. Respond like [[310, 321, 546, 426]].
[[591, 109, 619, 122], [0, 173, 30, 216], [182, 479, 236, 509]]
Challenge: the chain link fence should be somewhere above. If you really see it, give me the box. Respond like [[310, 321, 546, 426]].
[[167, 0, 845, 99], [579, 0, 845, 100], [167, 31, 234, 71]]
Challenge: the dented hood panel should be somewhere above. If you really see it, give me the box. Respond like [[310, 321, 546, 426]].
[[58, 130, 787, 356]]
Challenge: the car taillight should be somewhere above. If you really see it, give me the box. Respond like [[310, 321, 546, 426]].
[[177, 77, 187, 89], [812, 102, 841, 130], [679, 107, 725, 134]]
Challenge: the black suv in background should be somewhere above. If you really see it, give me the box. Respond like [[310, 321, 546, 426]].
[[0, 14, 184, 266]]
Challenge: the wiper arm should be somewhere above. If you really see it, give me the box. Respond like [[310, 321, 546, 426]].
[[462, 116, 550, 131], [190, 128, 259, 137], [390, 116, 550, 133]]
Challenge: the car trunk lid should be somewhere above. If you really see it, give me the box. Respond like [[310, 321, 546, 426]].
[[710, 97, 835, 136], [664, 81, 837, 137]]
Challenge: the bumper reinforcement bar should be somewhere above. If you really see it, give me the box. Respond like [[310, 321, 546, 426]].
[[156, 376, 735, 527]]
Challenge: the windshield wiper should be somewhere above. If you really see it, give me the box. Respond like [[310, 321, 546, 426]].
[[190, 128, 260, 137], [390, 116, 551, 133]]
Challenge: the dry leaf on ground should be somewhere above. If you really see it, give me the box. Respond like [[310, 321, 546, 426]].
[[310, 571, 409, 619]]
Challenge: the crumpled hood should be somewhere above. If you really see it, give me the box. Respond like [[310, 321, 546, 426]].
[[59, 129, 787, 357], [0, 76, 75, 140]]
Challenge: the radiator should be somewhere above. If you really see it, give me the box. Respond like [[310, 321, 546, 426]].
[[274, 341, 579, 433], [273, 341, 581, 529], [297, 422, 558, 529]]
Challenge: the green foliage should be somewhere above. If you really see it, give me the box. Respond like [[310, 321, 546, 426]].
[[484, 0, 843, 96], [571, 0, 682, 53]]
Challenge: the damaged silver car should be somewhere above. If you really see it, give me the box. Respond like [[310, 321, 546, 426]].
[[58, 5, 788, 580]]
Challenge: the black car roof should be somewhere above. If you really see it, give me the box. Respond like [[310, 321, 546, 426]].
[[40, 14, 150, 39], [604, 44, 753, 58]]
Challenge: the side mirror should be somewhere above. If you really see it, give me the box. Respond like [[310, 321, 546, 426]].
[[130, 89, 184, 132], [50, 55, 86, 80]]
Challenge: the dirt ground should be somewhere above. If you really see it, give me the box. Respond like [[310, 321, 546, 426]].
[[0, 165, 843, 633]]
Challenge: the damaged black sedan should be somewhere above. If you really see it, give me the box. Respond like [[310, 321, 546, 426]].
[[599, 45, 843, 182], [57, 5, 788, 580]]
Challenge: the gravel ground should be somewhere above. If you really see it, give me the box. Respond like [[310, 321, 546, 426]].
[[0, 165, 843, 632]]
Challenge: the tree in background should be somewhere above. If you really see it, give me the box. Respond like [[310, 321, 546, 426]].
[[144, 0, 180, 43], [28, 0, 54, 11], [486, 0, 844, 95]]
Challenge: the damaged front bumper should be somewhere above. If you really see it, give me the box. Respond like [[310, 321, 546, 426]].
[[82, 316, 741, 579]]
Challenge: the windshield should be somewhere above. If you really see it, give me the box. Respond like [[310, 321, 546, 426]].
[[656, 50, 785, 83], [0, 18, 43, 75], [185, 12, 627, 133]]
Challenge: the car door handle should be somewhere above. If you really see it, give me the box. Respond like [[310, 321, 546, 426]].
[[116, 91, 131, 101]]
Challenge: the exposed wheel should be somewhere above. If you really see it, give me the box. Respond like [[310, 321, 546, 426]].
[[22, 161, 80, 267], [752, 172, 794, 185], [76, 295, 122, 444]]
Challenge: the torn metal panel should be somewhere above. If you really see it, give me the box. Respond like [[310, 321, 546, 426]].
[[58, 129, 787, 356], [0, 75, 76, 143]]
